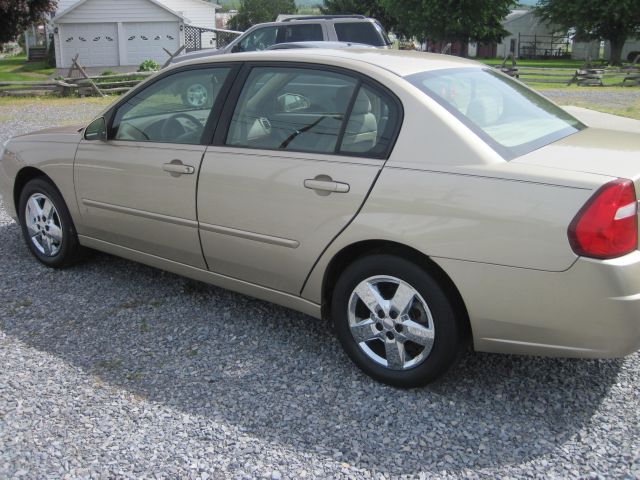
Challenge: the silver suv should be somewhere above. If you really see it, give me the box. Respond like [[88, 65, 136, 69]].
[[172, 15, 391, 64]]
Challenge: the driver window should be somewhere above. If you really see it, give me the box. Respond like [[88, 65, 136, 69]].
[[111, 67, 230, 145], [226, 67, 357, 154]]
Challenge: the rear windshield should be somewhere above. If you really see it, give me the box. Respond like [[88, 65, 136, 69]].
[[334, 22, 388, 47], [405, 68, 584, 159]]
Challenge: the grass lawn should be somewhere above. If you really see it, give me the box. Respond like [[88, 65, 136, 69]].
[[0, 54, 55, 82], [0, 95, 115, 108]]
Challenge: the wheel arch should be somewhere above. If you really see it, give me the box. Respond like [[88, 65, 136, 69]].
[[13, 167, 52, 214], [320, 239, 472, 343]]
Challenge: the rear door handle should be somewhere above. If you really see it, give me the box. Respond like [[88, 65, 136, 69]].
[[304, 178, 350, 193], [163, 160, 195, 176]]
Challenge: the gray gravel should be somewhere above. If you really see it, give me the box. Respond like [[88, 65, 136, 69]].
[[1, 98, 639, 479], [542, 88, 640, 110]]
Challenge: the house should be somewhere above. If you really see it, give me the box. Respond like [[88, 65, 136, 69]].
[[572, 38, 640, 62], [419, 9, 563, 60], [496, 9, 565, 59], [50, 0, 219, 72]]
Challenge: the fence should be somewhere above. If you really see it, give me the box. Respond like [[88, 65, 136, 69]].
[[3, 55, 640, 97], [517, 33, 571, 59], [0, 71, 155, 97], [495, 64, 640, 86], [184, 26, 242, 52]]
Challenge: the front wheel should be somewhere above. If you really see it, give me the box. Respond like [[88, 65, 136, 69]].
[[332, 254, 464, 388], [18, 178, 82, 267]]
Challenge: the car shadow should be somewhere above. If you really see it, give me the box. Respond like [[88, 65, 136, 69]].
[[0, 220, 625, 475]]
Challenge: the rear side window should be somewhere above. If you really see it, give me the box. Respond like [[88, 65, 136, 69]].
[[225, 66, 401, 158], [277, 24, 323, 43], [234, 24, 323, 52], [334, 22, 387, 47], [340, 85, 400, 157], [226, 67, 357, 154]]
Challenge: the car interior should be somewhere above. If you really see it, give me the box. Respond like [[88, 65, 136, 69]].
[[111, 68, 229, 144], [109, 66, 394, 155], [227, 69, 390, 155]]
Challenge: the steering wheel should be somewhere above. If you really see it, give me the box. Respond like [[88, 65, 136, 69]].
[[160, 113, 203, 142]]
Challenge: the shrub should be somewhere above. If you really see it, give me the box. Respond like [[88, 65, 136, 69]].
[[138, 59, 160, 72], [100, 70, 117, 76]]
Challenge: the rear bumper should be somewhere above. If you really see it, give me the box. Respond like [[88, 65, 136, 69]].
[[436, 251, 640, 358]]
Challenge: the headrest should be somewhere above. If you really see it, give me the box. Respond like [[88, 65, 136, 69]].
[[352, 91, 372, 115]]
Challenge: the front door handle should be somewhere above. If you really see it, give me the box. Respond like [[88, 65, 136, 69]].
[[163, 160, 195, 176], [304, 177, 350, 194]]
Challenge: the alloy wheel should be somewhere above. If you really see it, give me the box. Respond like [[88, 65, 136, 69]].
[[24, 193, 63, 257], [347, 275, 435, 370]]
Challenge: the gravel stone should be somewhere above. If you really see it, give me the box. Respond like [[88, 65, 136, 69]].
[[0, 97, 639, 479]]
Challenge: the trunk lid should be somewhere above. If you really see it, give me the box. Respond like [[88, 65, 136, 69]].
[[513, 127, 640, 188]]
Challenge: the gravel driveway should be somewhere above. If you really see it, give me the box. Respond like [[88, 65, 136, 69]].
[[1, 98, 639, 479]]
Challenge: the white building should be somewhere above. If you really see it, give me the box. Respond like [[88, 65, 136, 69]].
[[496, 9, 562, 59], [50, 0, 219, 71], [572, 38, 640, 62]]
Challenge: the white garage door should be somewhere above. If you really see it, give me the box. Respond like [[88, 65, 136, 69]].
[[60, 23, 118, 67], [124, 22, 180, 66]]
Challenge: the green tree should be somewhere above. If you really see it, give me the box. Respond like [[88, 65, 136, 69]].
[[0, 0, 57, 44], [228, 0, 297, 31], [536, 0, 640, 65], [321, 0, 398, 32], [381, 0, 515, 56]]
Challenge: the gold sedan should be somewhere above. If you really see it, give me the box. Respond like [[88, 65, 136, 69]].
[[1, 49, 640, 387]]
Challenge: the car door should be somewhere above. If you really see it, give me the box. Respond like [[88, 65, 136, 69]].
[[74, 65, 234, 268], [198, 64, 402, 293]]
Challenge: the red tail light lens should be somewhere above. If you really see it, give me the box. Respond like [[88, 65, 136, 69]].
[[568, 179, 638, 259]]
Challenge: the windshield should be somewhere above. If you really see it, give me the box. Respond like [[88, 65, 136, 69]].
[[405, 68, 584, 159]]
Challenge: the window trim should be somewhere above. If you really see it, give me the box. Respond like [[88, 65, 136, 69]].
[[212, 61, 404, 161], [105, 63, 241, 146]]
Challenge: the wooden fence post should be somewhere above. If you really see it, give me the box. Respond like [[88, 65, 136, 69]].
[[162, 45, 186, 69]]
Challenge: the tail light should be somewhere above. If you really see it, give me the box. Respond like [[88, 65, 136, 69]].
[[568, 178, 638, 259]]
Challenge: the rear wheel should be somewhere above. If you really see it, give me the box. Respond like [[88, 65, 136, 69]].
[[332, 254, 463, 387], [18, 178, 82, 267]]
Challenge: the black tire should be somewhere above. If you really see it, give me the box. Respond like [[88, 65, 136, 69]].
[[18, 177, 82, 268], [332, 254, 463, 388]]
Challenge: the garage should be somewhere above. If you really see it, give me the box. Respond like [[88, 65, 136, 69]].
[[59, 23, 119, 68], [53, 0, 185, 70], [124, 22, 180, 66]]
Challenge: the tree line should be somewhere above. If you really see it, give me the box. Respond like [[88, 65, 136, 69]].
[[226, 0, 640, 65], [1, 0, 639, 64]]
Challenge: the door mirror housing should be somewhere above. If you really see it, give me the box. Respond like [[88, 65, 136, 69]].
[[84, 117, 107, 141], [277, 93, 311, 113]]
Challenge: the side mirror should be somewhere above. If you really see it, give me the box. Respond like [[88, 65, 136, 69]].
[[84, 117, 107, 141], [277, 93, 311, 113]]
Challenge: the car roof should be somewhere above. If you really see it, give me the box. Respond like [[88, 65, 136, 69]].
[[175, 49, 481, 77], [266, 41, 376, 50], [259, 16, 377, 26]]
